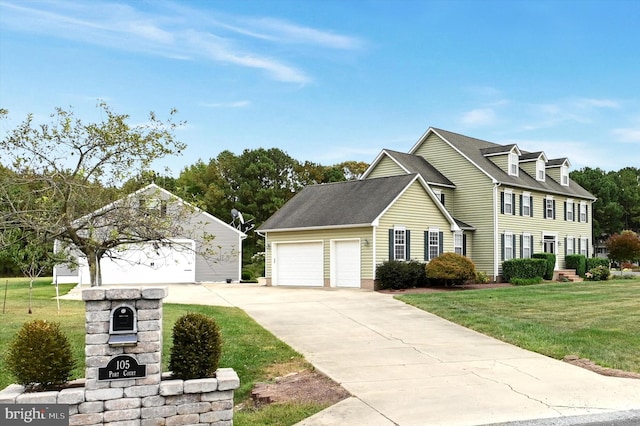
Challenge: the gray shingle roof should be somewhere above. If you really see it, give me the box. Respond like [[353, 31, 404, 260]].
[[428, 128, 596, 200], [259, 174, 418, 231], [383, 149, 455, 187]]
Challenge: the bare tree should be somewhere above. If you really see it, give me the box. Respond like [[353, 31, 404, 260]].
[[0, 102, 192, 286]]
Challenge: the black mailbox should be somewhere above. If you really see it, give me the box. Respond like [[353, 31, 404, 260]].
[[108, 304, 138, 346]]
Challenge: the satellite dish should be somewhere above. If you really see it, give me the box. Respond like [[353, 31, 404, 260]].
[[230, 208, 245, 230]]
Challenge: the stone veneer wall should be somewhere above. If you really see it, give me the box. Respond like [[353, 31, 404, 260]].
[[0, 286, 240, 426]]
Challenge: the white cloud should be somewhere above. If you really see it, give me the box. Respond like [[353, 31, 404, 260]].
[[574, 98, 620, 109], [0, 0, 361, 84], [461, 108, 497, 126], [612, 128, 640, 143], [199, 101, 251, 108]]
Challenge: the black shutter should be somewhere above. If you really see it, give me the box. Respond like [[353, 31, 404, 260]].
[[500, 192, 504, 214], [543, 201, 547, 219], [463, 234, 467, 256], [519, 195, 523, 216], [513, 195, 516, 215], [552, 200, 556, 219], [424, 231, 429, 261], [441, 193, 445, 205], [530, 196, 534, 217], [573, 203, 576, 222], [564, 202, 567, 221], [513, 234, 517, 258], [406, 230, 411, 259], [578, 238, 581, 255], [389, 229, 394, 260], [530, 236, 534, 255], [438, 232, 444, 256], [564, 237, 568, 256], [520, 234, 524, 258], [501, 234, 505, 261], [585, 205, 588, 223]]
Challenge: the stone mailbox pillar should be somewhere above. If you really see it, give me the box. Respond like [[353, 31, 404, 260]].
[[83, 287, 166, 395]]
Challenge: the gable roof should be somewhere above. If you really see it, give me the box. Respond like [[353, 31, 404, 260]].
[[410, 128, 596, 200], [363, 149, 455, 188], [74, 183, 245, 237], [259, 174, 458, 232]]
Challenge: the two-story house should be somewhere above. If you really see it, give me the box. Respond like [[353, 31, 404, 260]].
[[259, 127, 595, 288]]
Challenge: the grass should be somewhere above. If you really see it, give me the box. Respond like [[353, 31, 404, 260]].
[[397, 277, 640, 373], [0, 277, 327, 425]]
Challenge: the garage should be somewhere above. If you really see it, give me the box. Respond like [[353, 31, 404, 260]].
[[273, 241, 324, 286], [99, 240, 196, 285], [331, 239, 361, 288]]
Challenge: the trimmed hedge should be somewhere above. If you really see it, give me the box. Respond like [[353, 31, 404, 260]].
[[587, 257, 609, 271], [502, 258, 547, 282], [565, 254, 587, 277], [511, 277, 545, 286], [376, 260, 427, 290], [425, 253, 476, 287], [168, 313, 222, 379], [532, 253, 556, 280]]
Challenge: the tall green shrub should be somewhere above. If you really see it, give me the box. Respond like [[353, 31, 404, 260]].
[[502, 258, 547, 282], [169, 313, 222, 379], [532, 253, 556, 280], [587, 257, 609, 271], [375, 260, 427, 290], [6, 320, 75, 390], [565, 254, 587, 277]]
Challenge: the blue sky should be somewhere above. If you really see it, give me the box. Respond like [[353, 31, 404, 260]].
[[1, 0, 639, 176]]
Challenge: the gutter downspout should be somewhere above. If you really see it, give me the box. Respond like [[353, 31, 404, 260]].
[[493, 181, 501, 282]]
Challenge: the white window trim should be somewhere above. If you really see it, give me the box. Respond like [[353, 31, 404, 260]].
[[536, 159, 546, 181], [580, 237, 589, 256], [454, 232, 463, 255], [428, 228, 440, 261], [522, 192, 531, 216], [509, 152, 519, 177], [505, 231, 514, 260], [579, 202, 587, 222], [504, 189, 513, 215], [567, 236, 575, 255], [561, 165, 570, 186], [545, 196, 554, 219], [566, 199, 574, 221], [394, 226, 406, 261], [522, 233, 531, 259]]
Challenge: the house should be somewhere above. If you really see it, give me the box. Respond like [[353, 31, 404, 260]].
[[259, 127, 595, 288], [53, 184, 246, 285]]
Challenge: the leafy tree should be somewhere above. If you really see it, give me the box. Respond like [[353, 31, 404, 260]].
[[606, 230, 640, 274], [0, 103, 187, 286]]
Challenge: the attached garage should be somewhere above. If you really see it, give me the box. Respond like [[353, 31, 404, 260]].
[[273, 241, 324, 286], [331, 239, 361, 288]]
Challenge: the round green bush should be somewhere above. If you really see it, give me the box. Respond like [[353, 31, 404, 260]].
[[425, 253, 476, 287], [6, 320, 75, 391], [168, 313, 222, 379]]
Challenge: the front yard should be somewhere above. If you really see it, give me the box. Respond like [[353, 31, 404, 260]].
[[398, 277, 640, 374]]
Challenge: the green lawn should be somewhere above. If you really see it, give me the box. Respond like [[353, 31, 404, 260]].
[[397, 278, 640, 373], [0, 278, 329, 426]]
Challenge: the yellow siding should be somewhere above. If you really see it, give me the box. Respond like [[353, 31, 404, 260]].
[[489, 155, 509, 174], [367, 156, 405, 178], [414, 134, 496, 275], [375, 180, 453, 266], [265, 227, 374, 279]]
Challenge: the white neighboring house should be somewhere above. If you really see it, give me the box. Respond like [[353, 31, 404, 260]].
[[53, 184, 246, 285]]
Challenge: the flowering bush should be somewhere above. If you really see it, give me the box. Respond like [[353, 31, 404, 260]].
[[585, 265, 610, 281]]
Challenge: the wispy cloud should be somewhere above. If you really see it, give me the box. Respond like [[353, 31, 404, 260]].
[[612, 128, 640, 143], [0, 0, 363, 84], [461, 108, 497, 126], [199, 101, 251, 108]]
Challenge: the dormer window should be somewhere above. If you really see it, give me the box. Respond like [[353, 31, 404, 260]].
[[536, 159, 546, 181], [561, 164, 569, 186], [509, 152, 519, 177]]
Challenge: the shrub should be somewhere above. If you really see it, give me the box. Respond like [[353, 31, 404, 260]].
[[532, 253, 556, 280], [510, 277, 544, 286], [168, 313, 222, 379], [475, 270, 490, 284], [425, 253, 476, 287], [376, 260, 427, 290], [587, 257, 608, 271], [565, 254, 587, 277], [502, 258, 547, 282], [6, 320, 75, 391], [585, 265, 610, 281]]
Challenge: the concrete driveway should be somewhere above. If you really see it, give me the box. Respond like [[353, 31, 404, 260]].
[[65, 283, 640, 425], [157, 283, 640, 426]]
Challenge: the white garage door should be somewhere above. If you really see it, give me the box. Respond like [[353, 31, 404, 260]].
[[332, 240, 361, 288], [100, 240, 196, 284], [274, 242, 324, 286]]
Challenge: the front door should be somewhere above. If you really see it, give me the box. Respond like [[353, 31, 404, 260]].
[[543, 235, 559, 269]]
